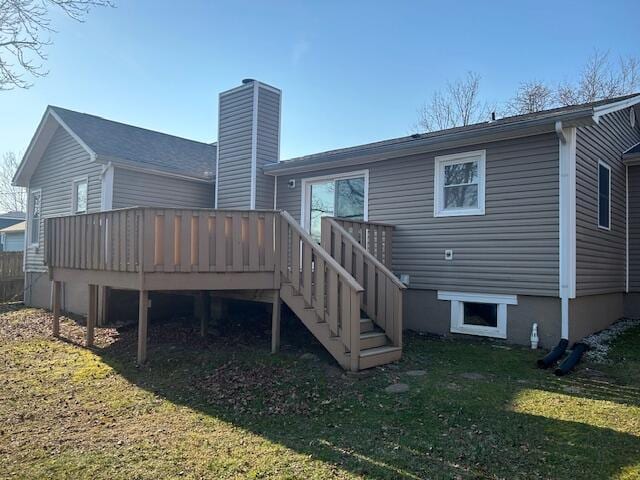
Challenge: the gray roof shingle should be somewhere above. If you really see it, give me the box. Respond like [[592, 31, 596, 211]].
[[268, 94, 639, 172], [50, 106, 216, 180]]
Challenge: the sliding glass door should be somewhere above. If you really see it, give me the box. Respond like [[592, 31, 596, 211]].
[[304, 173, 367, 242]]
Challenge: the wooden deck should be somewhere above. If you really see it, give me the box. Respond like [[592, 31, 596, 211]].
[[45, 208, 405, 371]]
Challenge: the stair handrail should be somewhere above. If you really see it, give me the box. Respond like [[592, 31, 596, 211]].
[[279, 211, 364, 370], [279, 211, 363, 293], [322, 217, 406, 348]]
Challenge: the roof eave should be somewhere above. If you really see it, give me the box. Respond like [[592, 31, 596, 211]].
[[265, 110, 595, 176], [95, 154, 215, 183]]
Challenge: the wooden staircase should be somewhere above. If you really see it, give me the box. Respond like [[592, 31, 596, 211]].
[[278, 212, 405, 371]]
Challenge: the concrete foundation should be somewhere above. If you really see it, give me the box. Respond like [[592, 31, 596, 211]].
[[403, 288, 562, 348]]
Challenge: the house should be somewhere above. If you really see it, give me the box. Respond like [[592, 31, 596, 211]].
[[12, 79, 640, 370], [0, 221, 25, 252], [0, 212, 25, 231]]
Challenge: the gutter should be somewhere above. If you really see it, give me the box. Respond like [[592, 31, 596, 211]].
[[94, 155, 215, 184], [265, 109, 595, 176]]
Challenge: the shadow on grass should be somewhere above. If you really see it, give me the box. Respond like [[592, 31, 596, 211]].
[[77, 310, 640, 479]]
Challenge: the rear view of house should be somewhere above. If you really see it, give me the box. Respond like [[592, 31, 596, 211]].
[[12, 79, 640, 369]]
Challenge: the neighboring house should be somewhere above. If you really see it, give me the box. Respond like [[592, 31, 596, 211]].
[[0, 212, 25, 231], [0, 221, 25, 252], [11, 79, 640, 369]]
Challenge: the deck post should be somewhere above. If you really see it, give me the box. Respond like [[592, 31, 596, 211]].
[[87, 284, 97, 347], [195, 291, 209, 337], [137, 290, 149, 365], [98, 286, 110, 326], [52, 281, 61, 337], [271, 289, 281, 353]]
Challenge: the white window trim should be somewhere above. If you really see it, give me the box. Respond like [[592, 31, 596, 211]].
[[71, 176, 89, 214], [300, 169, 369, 232], [434, 150, 486, 217], [437, 291, 517, 339], [28, 188, 42, 247], [100, 164, 114, 211], [597, 160, 611, 231]]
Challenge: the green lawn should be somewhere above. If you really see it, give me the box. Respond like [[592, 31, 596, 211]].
[[0, 303, 639, 480]]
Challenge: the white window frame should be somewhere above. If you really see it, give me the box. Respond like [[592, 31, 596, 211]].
[[597, 160, 611, 231], [437, 291, 517, 339], [434, 150, 486, 217], [28, 188, 42, 247], [300, 169, 369, 232], [71, 176, 89, 214]]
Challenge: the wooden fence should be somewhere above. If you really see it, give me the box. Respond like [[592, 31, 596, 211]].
[[0, 252, 24, 302]]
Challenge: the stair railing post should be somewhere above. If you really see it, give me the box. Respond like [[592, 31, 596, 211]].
[[349, 289, 361, 371]]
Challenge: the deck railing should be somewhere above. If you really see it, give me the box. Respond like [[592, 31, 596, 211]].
[[332, 217, 394, 268], [280, 211, 364, 370], [45, 207, 279, 274], [322, 217, 405, 348], [45, 208, 400, 370]]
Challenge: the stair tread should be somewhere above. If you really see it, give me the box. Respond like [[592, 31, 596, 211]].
[[360, 330, 386, 339], [359, 345, 401, 357]]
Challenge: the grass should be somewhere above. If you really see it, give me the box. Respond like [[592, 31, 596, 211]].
[[0, 303, 639, 479]]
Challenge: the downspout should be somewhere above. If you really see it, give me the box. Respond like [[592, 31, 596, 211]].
[[556, 121, 577, 341]]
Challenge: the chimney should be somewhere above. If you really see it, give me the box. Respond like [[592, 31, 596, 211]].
[[215, 79, 282, 209]]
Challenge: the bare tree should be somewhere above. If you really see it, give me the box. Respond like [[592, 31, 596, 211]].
[[0, 0, 113, 90], [0, 152, 26, 213], [417, 72, 491, 132], [505, 80, 554, 115], [557, 50, 640, 106]]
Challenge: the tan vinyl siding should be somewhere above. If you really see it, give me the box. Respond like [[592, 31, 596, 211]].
[[111, 168, 213, 209], [25, 126, 102, 272], [575, 109, 640, 296], [276, 133, 560, 296], [216, 84, 254, 208], [255, 86, 280, 209], [629, 165, 640, 291]]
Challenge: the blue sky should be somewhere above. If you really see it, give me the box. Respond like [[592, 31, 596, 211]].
[[1, 0, 639, 160]]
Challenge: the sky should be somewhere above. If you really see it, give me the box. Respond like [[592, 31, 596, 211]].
[[1, 0, 639, 160]]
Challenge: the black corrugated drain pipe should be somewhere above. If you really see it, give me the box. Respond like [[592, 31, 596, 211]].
[[554, 343, 588, 376], [536, 338, 568, 369]]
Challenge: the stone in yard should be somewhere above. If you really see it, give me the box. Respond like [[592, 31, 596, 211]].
[[460, 372, 485, 380], [300, 353, 320, 361], [385, 383, 409, 393], [405, 370, 427, 377]]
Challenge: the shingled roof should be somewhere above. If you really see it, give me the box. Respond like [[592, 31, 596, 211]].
[[49, 107, 217, 180], [265, 93, 640, 175]]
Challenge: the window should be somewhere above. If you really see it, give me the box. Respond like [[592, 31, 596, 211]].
[[598, 161, 611, 230], [434, 150, 486, 217], [437, 291, 517, 339], [29, 190, 41, 246], [302, 171, 368, 242], [73, 178, 88, 213]]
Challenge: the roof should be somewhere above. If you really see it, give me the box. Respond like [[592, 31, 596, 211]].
[[266, 94, 640, 175], [0, 212, 25, 220], [49, 107, 217, 180], [14, 106, 217, 186], [0, 221, 25, 233]]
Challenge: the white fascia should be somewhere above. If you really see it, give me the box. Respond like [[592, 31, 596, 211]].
[[592, 95, 640, 123], [557, 123, 577, 340]]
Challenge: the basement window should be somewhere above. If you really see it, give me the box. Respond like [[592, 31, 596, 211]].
[[437, 291, 517, 339], [598, 161, 611, 230], [434, 150, 486, 217]]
